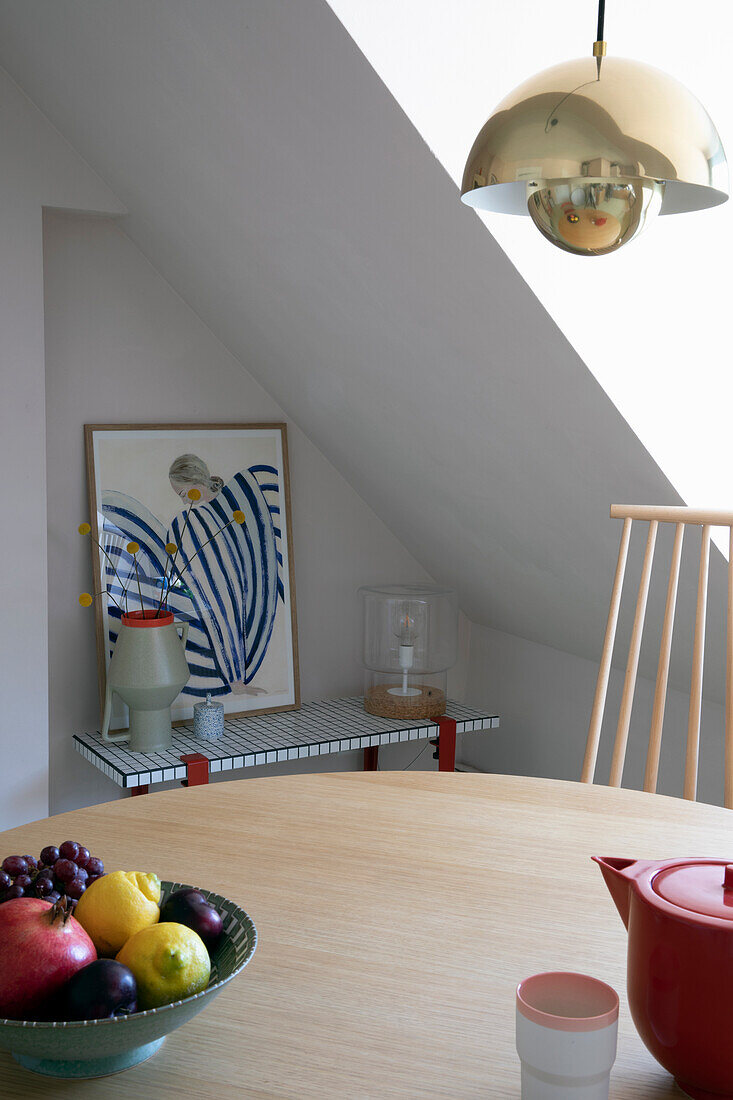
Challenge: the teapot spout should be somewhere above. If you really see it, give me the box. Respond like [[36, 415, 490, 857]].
[[592, 856, 639, 929]]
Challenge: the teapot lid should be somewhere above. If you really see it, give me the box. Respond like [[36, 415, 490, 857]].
[[653, 860, 733, 921]]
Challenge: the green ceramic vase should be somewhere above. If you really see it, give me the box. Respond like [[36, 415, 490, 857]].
[[101, 611, 190, 752]]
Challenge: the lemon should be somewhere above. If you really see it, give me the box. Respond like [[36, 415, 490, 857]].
[[116, 922, 210, 1009], [74, 871, 161, 956]]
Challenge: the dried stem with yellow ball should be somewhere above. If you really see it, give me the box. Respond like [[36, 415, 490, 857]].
[[79, 491, 247, 620]]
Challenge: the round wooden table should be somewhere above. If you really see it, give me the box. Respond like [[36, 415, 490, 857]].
[[1, 772, 729, 1098]]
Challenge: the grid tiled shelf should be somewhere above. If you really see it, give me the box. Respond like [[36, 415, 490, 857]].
[[74, 697, 500, 789]]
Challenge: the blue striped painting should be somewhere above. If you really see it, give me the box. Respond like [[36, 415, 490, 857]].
[[100, 466, 284, 700]]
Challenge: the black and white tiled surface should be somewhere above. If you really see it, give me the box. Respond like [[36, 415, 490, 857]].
[[74, 697, 500, 789]]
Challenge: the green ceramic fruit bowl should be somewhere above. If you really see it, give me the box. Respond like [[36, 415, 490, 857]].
[[0, 881, 257, 1079]]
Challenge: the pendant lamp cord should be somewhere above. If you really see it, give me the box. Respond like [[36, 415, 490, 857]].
[[544, 0, 607, 128], [594, 0, 607, 76]]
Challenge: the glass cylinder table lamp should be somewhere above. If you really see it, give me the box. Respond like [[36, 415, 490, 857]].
[[358, 584, 458, 719]]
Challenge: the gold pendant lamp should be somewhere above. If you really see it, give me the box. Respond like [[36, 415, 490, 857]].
[[461, 0, 728, 255]]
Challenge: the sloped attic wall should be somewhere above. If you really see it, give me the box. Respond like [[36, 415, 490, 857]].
[[2, 1, 728, 812], [43, 210, 438, 815], [44, 199, 728, 808], [0, 0, 723, 704]]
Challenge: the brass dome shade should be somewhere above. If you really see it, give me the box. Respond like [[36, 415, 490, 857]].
[[461, 57, 728, 255]]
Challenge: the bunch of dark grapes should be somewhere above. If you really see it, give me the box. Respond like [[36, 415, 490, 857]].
[[0, 842, 105, 906]]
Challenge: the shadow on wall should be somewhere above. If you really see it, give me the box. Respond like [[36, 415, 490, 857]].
[[460, 620, 727, 809], [0, 766, 50, 833]]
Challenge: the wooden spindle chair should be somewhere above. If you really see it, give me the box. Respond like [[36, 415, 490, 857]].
[[581, 505, 733, 807]]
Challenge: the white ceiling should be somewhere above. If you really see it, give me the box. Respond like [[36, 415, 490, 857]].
[[0, 0, 724, 693]]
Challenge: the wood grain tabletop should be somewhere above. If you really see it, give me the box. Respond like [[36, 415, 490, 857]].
[[1, 772, 729, 1098]]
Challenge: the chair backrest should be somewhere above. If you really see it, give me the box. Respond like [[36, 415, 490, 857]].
[[581, 505, 733, 806]]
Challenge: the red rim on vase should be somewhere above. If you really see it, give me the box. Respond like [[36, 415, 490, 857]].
[[121, 610, 174, 628]]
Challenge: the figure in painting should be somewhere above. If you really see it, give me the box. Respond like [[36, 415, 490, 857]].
[[100, 453, 284, 699]]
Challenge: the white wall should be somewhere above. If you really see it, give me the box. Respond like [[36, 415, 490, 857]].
[[5, 4, 720, 826], [460, 620, 727, 808], [0, 0, 695, 686], [39, 210, 730, 815], [0, 67, 123, 830], [39, 216, 728, 817], [44, 210, 726, 822], [43, 210, 435, 815]]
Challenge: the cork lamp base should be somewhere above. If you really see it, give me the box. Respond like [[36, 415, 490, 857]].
[[364, 684, 446, 720]]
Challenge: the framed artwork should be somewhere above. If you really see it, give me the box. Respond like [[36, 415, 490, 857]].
[[84, 423, 299, 729]]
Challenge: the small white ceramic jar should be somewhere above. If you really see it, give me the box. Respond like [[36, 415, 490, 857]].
[[193, 693, 225, 741], [515, 971, 619, 1099]]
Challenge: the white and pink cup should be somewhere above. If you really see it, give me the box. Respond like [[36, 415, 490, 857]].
[[516, 972, 619, 1099]]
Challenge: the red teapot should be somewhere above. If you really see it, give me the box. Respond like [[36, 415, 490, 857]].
[[595, 855, 733, 1099]]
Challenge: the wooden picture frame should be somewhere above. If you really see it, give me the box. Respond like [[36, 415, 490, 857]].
[[84, 423, 300, 729]]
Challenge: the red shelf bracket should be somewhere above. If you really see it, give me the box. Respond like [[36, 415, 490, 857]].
[[180, 753, 210, 787], [431, 716, 458, 772], [363, 745, 379, 771]]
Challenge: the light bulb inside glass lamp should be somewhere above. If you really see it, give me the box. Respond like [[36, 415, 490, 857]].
[[527, 177, 665, 256], [389, 602, 423, 698]]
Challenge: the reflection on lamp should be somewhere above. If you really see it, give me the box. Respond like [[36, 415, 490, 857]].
[[527, 178, 665, 256]]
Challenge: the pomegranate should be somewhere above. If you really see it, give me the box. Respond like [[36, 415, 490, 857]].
[[0, 896, 96, 1019]]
